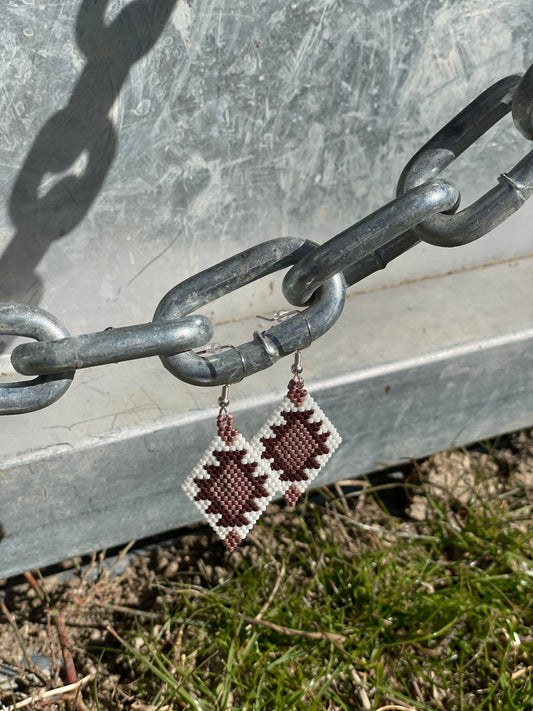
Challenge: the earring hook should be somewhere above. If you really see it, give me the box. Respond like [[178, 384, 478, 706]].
[[255, 309, 313, 358], [198, 342, 247, 383]]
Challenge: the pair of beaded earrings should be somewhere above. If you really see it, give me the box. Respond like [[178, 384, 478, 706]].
[[181, 314, 342, 551]]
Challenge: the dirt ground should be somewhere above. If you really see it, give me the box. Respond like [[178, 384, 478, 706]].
[[0, 428, 532, 710]]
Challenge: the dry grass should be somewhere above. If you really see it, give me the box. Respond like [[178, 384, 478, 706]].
[[0, 429, 532, 710]]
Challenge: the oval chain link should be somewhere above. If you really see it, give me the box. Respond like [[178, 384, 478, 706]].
[[0, 303, 74, 415], [154, 238, 346, 386], [397, 75, 533, 247], [1, 65, 533, 411]]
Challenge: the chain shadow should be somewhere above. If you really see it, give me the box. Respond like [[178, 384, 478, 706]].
[[0, 0, 177, 349]]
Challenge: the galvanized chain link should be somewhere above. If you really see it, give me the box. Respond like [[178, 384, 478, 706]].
[[0, 303, 74, 415], [513, 64, 533, 141], [2, 66, 533, 414]]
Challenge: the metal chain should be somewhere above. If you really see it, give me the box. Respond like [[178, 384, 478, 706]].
[[2, 66, 533, 414]]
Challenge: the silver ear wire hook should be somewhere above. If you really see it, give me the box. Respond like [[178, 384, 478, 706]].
[[291, 348, 304, 387], [197, 343, 246, 417], [296, 311, 313, 349], [255, 309, 313, 357], [252, 328, 279, 359], [225, 343, 246, 383], [198, 343, 246, 397], [217, 383, 230, 417]]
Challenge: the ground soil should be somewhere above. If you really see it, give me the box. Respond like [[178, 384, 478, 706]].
[[0, 428, 532, 710]]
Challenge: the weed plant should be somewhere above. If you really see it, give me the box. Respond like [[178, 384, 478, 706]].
[[101, 446, 533, 710], [0, 439, 531, 710]]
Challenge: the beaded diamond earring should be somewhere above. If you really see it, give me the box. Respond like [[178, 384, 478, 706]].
[[251, 315, 342, 507], [182, 347, 279, 551]]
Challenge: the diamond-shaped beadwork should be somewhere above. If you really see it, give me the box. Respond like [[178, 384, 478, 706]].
[[182, 413, 278, 551], [251, 377, 342, 506]]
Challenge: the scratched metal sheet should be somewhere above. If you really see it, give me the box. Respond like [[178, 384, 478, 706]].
[[1, 1, 533, 577], [1, 0, 532, 326]]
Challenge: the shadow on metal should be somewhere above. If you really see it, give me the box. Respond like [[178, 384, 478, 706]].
[[0, 0, 178, 349]]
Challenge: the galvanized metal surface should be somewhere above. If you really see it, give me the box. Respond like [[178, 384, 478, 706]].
[[513, 64, 533, 140], [397, 75, 533, 247], [0, 303, 74, 415], [1, 0, 533, 325], [3, 72, 532, 406], [1, 1, 533, 574], [1, 256, 532, 577]]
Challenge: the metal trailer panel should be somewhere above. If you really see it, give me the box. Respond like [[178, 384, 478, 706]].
[[1, 257, 532, 578], [1, 0, 533, 576]]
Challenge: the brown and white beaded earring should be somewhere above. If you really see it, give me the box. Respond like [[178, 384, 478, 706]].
[[251, 319, 342, 507], [182, 347, 279, 552]]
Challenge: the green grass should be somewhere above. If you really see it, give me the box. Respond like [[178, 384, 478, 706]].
[[99, 446, 533, 711]]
